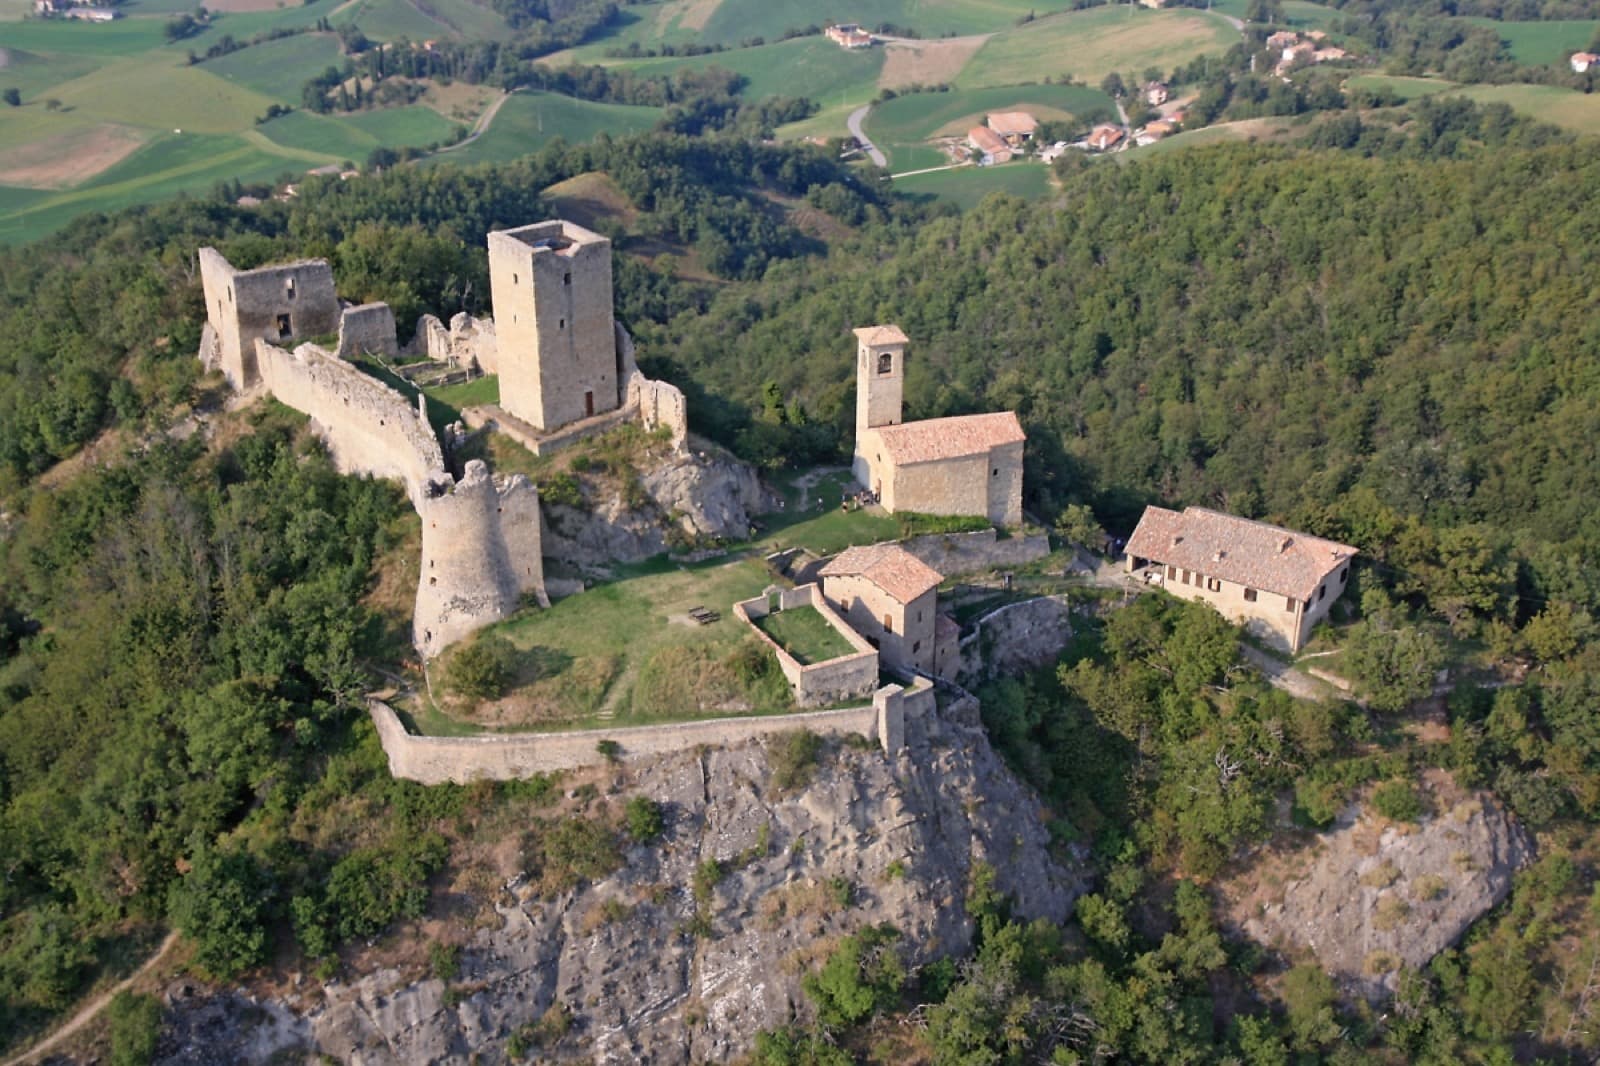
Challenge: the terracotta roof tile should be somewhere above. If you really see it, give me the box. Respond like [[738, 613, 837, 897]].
[[969, 125, 1010, 156], [986, 111, 1038, 137], [1125, 506, 1357, 601], [934, 613, 961, 642], [853, 324, 909, 347], [872, 411, 1025, 465], [820, 544, 944, 604]]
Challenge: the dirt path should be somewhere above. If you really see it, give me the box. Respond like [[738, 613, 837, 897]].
[[1240, 644, 1332, 702], [428, 89, 514, 157], [891, 161, 973, 178], [3, 931, 180, 1066]]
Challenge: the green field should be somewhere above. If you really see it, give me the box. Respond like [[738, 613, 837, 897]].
[[430, 91, 660, 166], [892, 161, 1054, 209], [48, 57, 281, 132], [1346, 73, 1454, 100], [609, 36, 885, 110], [0, 46, 103, 97], [1347, 73, 1600, 133], [957, 6, 1239, 89], [865, 82, 1114, 168], [201, 32, 346, 102], [257, 106, 460, 158], [1461, 17, 1599, 66], [1210, 0, 1342, 30], [1132, 115, 1297, 156], [331, 0, 511, 41]]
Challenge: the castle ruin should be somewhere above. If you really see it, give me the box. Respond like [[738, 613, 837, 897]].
[[197, 220, 691, 660]]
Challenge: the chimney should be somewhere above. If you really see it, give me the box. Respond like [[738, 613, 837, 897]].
[[1277, 537, 1293, 554], [1212, 550, 1225, 562], [1171, 534, 1183, 547]]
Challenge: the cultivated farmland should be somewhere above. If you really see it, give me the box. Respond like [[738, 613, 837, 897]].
[[427, 91, 661, 167], [957, 6, 1240, 89]]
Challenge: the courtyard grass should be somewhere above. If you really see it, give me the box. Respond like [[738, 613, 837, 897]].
[[754, 604, 857, 665], [426, 373, 499, 409]]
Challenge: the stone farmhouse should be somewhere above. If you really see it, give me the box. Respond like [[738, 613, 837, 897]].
[[819, 543, 960, 678], [1124, 506, 1358, 652], [851, 325, 1026, 527], [1572, 51, 1599, 72], [967, 125, 1013, 165], [1086, 124, 1125, 152], [986, 111, 1039, 147], [197, 220, 689, 659], [825, 22, 875, 48]]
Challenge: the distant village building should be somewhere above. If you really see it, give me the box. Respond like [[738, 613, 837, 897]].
[[1124, 506, 1358, 652], [1265, 30, 1299, 52], [1086, 124, 1125, 151], [985, 111, 1039, 146], [820, 544, 958, 678], [825, 22, 875, 48], [1038, 141, 1071, 163], [64, 5, 118, 19], [1572, 51, 1599, 72], [1144, 81, 1170, 106], [1134, 119, 1177, 146], [967, 124, 1013, 164], [851, 325, 1026, 527]]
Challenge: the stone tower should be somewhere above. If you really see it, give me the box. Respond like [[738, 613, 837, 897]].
[[854, 324, 908, 433], [487, 221, 620, 433], [197, 247, 341, 389]]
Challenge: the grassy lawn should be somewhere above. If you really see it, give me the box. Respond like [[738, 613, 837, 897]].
[[47, 57, 281, 133], [604, 35, 885, 111], [200, 32, 346, 102], [957, 6, 1239, 89], [426, 373, 499, 409], [1452, 81, 1600, 134], [754, 604, 858, 664], [430, 91, 661, 166], [1132, 115, 1297, 155], [1461, 16, 1599, 66], [1346, 73, 1455, 100], [893, 160, 1053, 208]]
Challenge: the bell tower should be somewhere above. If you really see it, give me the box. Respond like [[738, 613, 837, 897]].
[[853, 325, 908, 433]]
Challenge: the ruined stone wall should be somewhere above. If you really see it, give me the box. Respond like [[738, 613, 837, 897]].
[[414, 312, 499, 374], [900, 528, 1051, 577], [414, 460, 546, 658], [629, 377, 688, 452], [336, 303, 399, 361], [957, 595, 1074, 684], [488, 221, 619, 433], [369, 698, 889, 784], [256, 340, 446, 505], [734, 585, 879, 708], [198, 247, 340, 388]]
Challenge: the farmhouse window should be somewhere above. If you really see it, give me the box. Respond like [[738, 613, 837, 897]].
[[1207, 577, 1222, 592], [1181, 570, 1191, 585], [1167, 565, 1176, 580], [883, 614, 893, 633], [1244, 588, 1257, 602], [1317, 584, 1326, 601], [1339, 566, 1349, 583], [1286, 596, 1297, 612], [877, 352, 893, 374]]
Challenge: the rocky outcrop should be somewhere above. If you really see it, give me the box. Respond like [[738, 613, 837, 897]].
[[155, 697, 1088, 1064], [542, 447, 772, 571], [1224, 782, 1532, 1000], [958, 595, 1075, 684]]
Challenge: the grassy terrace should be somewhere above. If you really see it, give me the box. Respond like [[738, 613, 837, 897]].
[[754, 604, 858, 665]]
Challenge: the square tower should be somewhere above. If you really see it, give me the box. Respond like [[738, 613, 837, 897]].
[[197, 247, 340, 389], [854, 324, 908, 433], [487, 221, 619, 433]]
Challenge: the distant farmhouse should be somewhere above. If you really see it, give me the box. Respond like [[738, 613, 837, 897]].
[[1086, 124, 1125, 151], [967, 124, 1013, 165], [852, 325, 1026, 527], [33, 0, 119, 18], [986, 111, 1039, 147], [1144, 81, 1170, 106], [1124, 506, 1358, 652], [825, 22, 875, 48], [1572, 51, 1599, 72], [1269, 30, 1348, 76]]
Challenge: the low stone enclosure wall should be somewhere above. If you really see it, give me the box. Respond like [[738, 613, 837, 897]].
[[370, 678, 935, 784], [734, 584, 879, 708], [901, 527, 1051, 578]]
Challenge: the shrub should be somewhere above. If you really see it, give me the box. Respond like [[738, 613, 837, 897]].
[[1412, 874, 1447, 902], [529, 817, 622, 892], [596, 738, 622, 762], [539, 472, 583, 508], [1371, 780, 1425, 822], [1363, 950, 1402, 976], [1359, 862, 1400, 889], [429, 942, 461, 982], [770, 730, 822, 791], [107, 990, 163, 1066], [802, 924, 904, 1027], [1374, 895, 1411, 931], [624, 795, 665, 843], [445, 634, 519, 701], [693, 858, 724, 904]]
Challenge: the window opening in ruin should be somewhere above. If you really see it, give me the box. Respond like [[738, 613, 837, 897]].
[[564, 272, 571, 285], [513, 273, 518, 285], [228, 285, 234, 303], [877, 352, 893, 374], [913, 641, 921, 654], [276, 313, 291, 339], [286, 277, 296, 300], [1244, 587, 1257, 602], [584, 390, 594, 418], [992, 468, 999, 477], [429, 577, 437, 586], [559, 318, 565, 330]]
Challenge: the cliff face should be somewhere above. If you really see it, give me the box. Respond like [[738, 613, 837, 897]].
[[156, 698, 1088, 1064]]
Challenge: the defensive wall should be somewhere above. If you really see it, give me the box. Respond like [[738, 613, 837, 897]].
[[900, 527, 1051, 577], [415, 312, 499, 375], [368, 677, 935, 784], [957, 595, 1075, 684], [335, 303, 400, 362], [734, 584, 880, 708]]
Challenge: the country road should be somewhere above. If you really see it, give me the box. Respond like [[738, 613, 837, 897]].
[[847, 105, 887, 167], [2, 931, 181, 1066], [430, 89, 515, 156]]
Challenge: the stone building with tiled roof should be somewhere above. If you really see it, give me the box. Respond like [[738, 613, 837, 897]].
[[819, 544, 958, 676], [1124, 506, 1358, 651], [851, 326, 1026, 527]]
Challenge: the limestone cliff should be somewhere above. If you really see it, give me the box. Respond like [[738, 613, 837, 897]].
[[542, 446, 773, 571], [154, 698, 1087, 1064]]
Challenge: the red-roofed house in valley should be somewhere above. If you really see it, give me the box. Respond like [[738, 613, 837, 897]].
[[986, 111, 1039, 146], [1144, 82, 1169, 106], [968, 125, 1013, 164], [826, 22, 875, 48], [1087, 125, 1124, 151], [820, 544, 958, 676], [1124, 506, 1358, 651], [1572, 51, 1599, 71], [851, 326, 1026, 527]]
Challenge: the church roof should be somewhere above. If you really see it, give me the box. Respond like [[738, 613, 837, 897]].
[[820, 544, 944, 604], [1125, 506, 1357, 601], [853, 324, 909, 347], [872, 411, 1025, 465]]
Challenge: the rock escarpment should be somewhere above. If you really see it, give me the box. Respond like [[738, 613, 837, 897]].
[[1224, 782, 1532, 999], [156, 698, 1087, 1064]]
